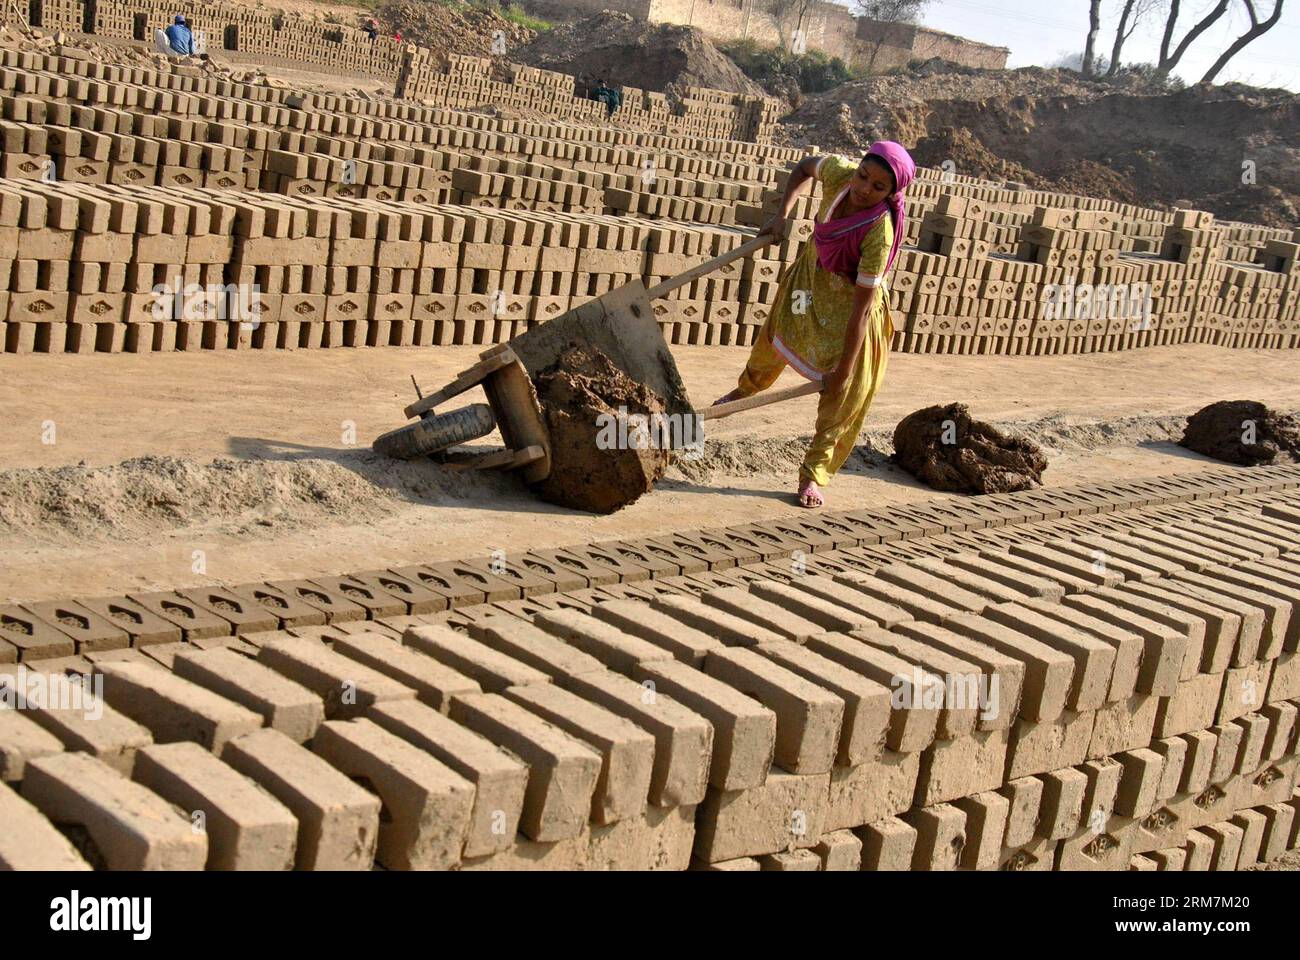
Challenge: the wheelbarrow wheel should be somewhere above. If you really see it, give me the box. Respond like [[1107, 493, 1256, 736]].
[[372, 403, 497, 460]]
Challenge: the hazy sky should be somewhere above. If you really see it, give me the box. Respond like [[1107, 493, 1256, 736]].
[[832, 0, 1299, 91]]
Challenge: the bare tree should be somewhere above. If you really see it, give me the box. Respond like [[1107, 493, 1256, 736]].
[[854, 0, 930, 21], [1105, 0, 1156, 76], [763, 0, 819, 53], [1082, 0, 1103, 75], [1200, 0, 1285, 81], [1157, 0, 1231, 75], [854, 0, 931, 72]]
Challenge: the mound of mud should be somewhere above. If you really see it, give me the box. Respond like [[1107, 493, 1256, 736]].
[[532, 344, 670, 514], [892, 402, 1048, 494], [515, 12, 762, 97], [377, 1, 536, 60], [778, 65, 1300, 227], [1179, 400, 1300, 465]]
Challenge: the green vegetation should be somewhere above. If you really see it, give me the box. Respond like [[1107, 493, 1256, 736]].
[[1103, 62, 1187, 92], [464, 0, 553, 31], [498, 3, 552, 31], [720, 38, 855, 97]]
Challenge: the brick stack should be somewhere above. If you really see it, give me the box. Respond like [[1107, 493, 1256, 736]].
[[1194, 237, 1300, 349], [29, 0, 87, 34], [640, 227, 749, 345], [603, 170, 754, 226], [3, 468, 1300, 871], [452, 156, 604, 214], [0, 49, 1296, 357], [75, 0, 408, 79], [1216, 221, 1293, 264], [395, 51, 782, 144], [3, 177, 1298, 357]]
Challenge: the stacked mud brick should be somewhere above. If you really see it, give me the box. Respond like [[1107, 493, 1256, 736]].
[[1215, 221, 1293, 264], [0, 47, 1296, 358], [0, 179, 234, 353], [602, 169, 763, 226], [20, 0, 408, 80], [2, 179, 1296, 356], [740, 171, 1300, 358], [1193, 235, 1300, 349], [261, 141, 454, 205], [452, 155, 604, 214], [29, 0, 87, 34], [3, 466, 1300, 871], [0, 100, 251, 191], [210, 6, 405, 77], [224, 195, 468, 351], [396, 51, 781, 144], [641, 227, 751, 345], [0, 49, 796, 198], [897, 169, 1173, 257]]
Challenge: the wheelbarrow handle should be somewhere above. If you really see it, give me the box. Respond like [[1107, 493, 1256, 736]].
[[645, 234, 776, 301], [695, 380, 822, 421]]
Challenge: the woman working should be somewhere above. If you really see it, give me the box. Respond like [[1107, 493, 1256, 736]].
[[715, 141, 916, 508]]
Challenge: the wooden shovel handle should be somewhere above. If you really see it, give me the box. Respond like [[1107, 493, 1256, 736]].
[[696, 380, 822, 421], [645, 234, 776, 301]]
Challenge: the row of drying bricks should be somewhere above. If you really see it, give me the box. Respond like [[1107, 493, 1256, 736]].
[[5, 467, 1297, 661], [13, 46, 808, 167], [1, 55, 801, 173], [3, 480, 1300, 870]]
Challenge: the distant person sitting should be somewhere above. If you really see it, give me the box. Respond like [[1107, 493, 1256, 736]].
[[164, 14, 193, 56], [590, 78, 618, 117], [593, 80, 623, 118], [606, 84, 624, 117], [362, 18, 379, 41]]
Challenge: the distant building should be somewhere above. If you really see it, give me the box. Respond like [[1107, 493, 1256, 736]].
[[541, 1, 1009, 70]]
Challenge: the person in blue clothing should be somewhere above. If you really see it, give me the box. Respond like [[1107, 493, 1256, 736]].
[[164, 15, 194, 56], [589, 79, 623, 119], [605, 83, 623, 118]]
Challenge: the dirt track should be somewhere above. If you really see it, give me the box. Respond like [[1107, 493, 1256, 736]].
[[3, 343, 1299, 604]]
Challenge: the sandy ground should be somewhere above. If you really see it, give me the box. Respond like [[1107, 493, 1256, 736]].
[[1, 343, 1298, 603]]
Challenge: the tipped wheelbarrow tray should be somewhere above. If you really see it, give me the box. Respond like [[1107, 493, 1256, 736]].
[[373, 235, 819, 480]]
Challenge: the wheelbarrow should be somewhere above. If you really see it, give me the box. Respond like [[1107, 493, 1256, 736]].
[[372, 234, 821, 481]]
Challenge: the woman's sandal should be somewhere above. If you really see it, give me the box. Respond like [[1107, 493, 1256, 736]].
[[797, 479, 824, 509], [713, 389, 744, 406]]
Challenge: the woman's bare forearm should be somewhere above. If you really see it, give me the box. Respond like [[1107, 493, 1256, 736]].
[[779, 156, 820, 216]]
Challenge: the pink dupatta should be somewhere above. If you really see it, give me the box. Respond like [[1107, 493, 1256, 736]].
[[813, 140, 916, 283]]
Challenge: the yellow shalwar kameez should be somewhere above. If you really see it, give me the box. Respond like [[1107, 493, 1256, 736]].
[[736, 155, 895, 487]]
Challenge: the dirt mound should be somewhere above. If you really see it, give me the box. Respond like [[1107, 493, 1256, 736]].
[[377, 1, 536, 60], [514, 12, 762, 97], [0, 452, 521, 543], [891, 402, 1048, 494], [532, 344, 670, 514], [780, 63, 1300, 226], [1179, 400, 1300, 465], [909, 126, 1036, 185]]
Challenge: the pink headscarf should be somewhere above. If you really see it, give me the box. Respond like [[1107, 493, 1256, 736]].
[[813, 140, 916, 282]]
